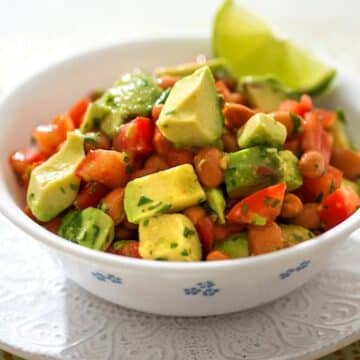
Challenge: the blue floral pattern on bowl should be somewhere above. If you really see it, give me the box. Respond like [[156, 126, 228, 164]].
[[184, 281, 220, 296], [91, 272, 122, 284], [279, 260, 311, 280]]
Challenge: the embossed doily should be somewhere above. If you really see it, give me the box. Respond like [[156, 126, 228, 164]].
[[0, 214, 359, 360]]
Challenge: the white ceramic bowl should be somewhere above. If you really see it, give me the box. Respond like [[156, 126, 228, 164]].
[[0, 37, 360, 317]]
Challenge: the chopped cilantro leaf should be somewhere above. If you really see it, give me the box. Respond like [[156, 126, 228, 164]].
[[70, 183, 78, 191], [155, 257, 168, 261], [271, 199, 281, 208], [264, 196, 273, 207], [183, 227, 195, 238], [336, 108, 347, 124], [315, 192, 323, 203], [290, 113, 302, 134], [251, 214, 266, 226], [137, 195, 153, 206], [241, 203, 249, 215]]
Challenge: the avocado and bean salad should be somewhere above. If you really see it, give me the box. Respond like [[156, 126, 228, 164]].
[[9, 57, 360, 262]]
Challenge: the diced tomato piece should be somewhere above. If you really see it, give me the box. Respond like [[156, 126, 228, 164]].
[[153, 128, 173, 155], [206, 250, 230, 261], [23, 205, 37, 221], [108, 241, 141, 258], [279, 94, 313, 117], [313, 109, 336, 129], [301, 112, 332, 164], [101, 187, 125, 225], [226, 183, 287, 225], [33, 114, 74, 155], [320, 186, 360, 229], [299, 94, 313, 114], [195, 216, 214, 256], [43, 217, 62, 233], [9, 147, 46, 175], [215, 80, 232, 102], [301, 112, 322, 152], [319, 130, 333, 165], [21, 160, 44, 188], [74, 182, 109, 209], [76, 150, 128, 189], [302, 165, 343, 202], [69, 98, 90, 128], [113, 117, 154, 156]]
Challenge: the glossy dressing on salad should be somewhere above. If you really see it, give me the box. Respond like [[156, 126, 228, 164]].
[[9, 56, 360, 262]]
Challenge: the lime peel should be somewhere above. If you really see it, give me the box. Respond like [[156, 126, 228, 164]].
[[213, 0, 336, 95]]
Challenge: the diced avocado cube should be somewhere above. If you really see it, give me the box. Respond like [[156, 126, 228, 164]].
[[155, 58, 230, 77], [237, 113, 287, 149], [342, 178, 360, 196], [139, 214, 202, 261], [206, 188, 226, 224], [59, 207, 114, 250], [225, 146, 282, 197], [242, 76, 290, 112], [279, 150, 303, 191], [27, 131, 84, 222], [215, 233, 249, 258], [80, 102, 108, 133], [331, 110, 352, 149], [124, 164, 206, 224], [280, 224, 314, 247], [81, 72, 161, 137], [157, 66, 223, 148]]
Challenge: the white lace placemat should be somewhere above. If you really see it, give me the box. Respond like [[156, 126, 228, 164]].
[[0, 214, 359, 360]]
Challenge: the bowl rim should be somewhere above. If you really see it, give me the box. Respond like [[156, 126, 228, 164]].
[[0, 35, 359, 273]]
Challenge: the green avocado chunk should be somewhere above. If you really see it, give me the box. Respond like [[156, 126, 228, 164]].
[[27, 131, 84, 222], [237, 113, 287, 149], [139, 214, 202, 261], [124, 164, 206, 224], [58, 207, 114, 250], [279, 150, 303, 191], [280, 224, 314, 247], [225, 146, 282, 197], [331, 110, 352, 149], [241, 76, 290, 112], [215, 232, 249, 258], [206, 188, 226, 224], [155, 58, 230, 77], [81, 72, 161, 137], [157, 66, 223, 148], [342, 178, 360, 196]]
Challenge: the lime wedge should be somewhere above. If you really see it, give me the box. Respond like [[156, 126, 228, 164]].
[[213, 0, 336, 95]]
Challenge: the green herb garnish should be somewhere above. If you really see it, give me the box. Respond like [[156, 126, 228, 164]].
[[183, 227, 195, 238], [137, 195, 153, 206]]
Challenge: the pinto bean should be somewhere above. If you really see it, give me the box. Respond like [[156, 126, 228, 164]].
[[194, 148, 224, 188], [299, 150, 326, 178], [280, 193, 304, 218], [293, 203, 321, 229]]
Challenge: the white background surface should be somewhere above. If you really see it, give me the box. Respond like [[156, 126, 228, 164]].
[[1, 0, 360, 88]]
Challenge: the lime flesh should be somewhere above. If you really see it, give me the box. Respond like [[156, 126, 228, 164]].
[[213, 0, 336, 95]]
